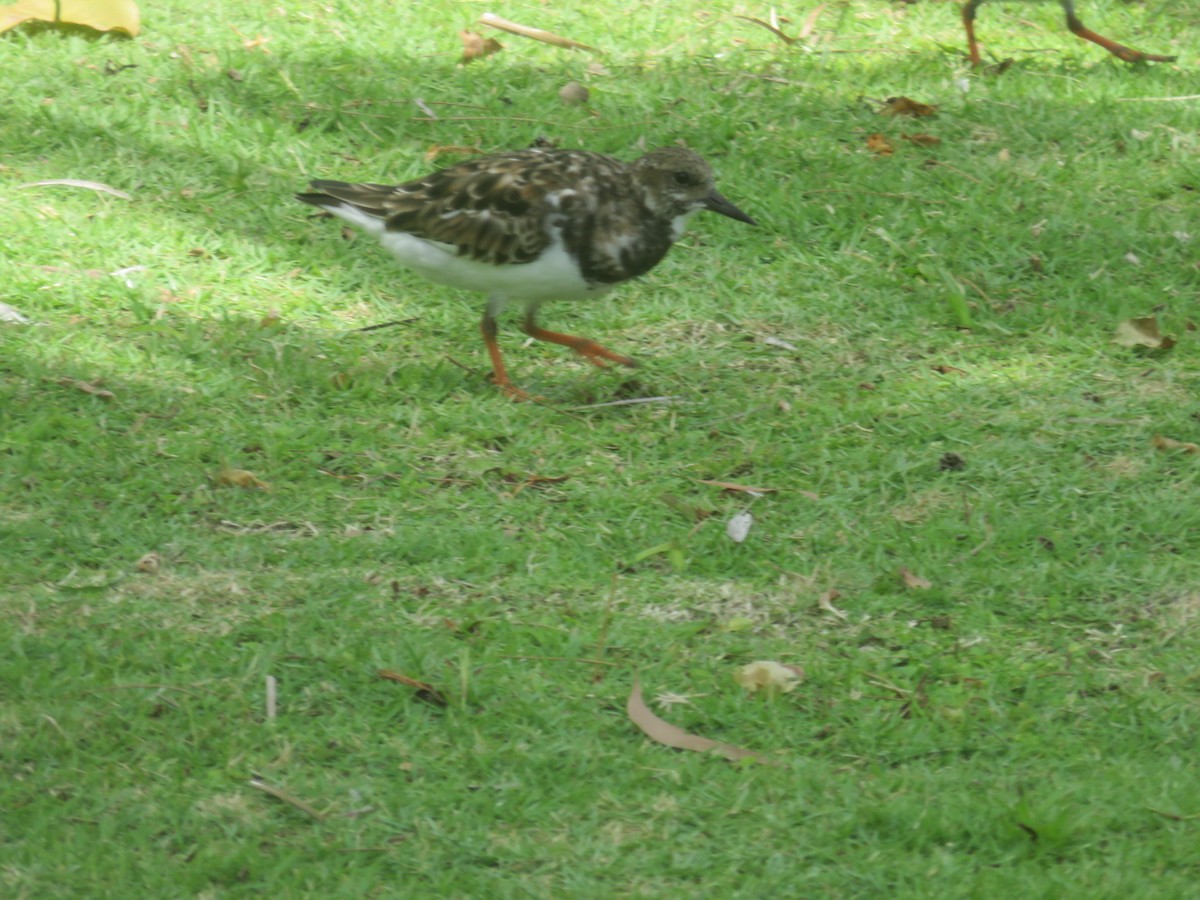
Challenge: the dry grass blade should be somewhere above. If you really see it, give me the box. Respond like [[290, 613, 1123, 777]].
[[627, 679, 765, 763], [18, 179, 133, 200], [247, 778, 325, 820], [378, 669, 449, 706], [479, 12, 600, 54]]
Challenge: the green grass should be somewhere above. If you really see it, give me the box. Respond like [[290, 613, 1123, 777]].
[[2, 0, 1199, 895]]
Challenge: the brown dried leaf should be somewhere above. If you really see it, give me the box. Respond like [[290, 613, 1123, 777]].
[[932, 364, 968, 376], [59, 377, 115, 400], [866, 133, 895, 156], [1114, 316, 1176, 351], [378, 669, 448, 706], [627, 679, 764, 763], [901, 132, 942, 147], [135, 552, 160, 573], [1152, 435, 1200, 455], [214, 468, 269, 490], [0, 0, 140, 36], [459, 30, 503, 64], [880, 96, 938, 117], [899, 567, 932, 590]]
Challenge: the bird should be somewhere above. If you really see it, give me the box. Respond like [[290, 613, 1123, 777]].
[[961, 0, 1176, 66], [296, 145, 757, 400]]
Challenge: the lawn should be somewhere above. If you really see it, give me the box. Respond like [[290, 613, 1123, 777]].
[[2, 0, 1199, 895]]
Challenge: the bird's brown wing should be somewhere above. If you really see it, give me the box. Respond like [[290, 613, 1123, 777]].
[[307, 150, 628, 267]]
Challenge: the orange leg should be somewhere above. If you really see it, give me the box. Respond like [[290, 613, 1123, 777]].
[[520, 309, 637, 369], [962, 0, 985, 66], [1062, 3, 1176, 63], [480, 311, 536, 401]]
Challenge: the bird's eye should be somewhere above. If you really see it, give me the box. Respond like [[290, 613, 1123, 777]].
[[672, 171, 693, 186]]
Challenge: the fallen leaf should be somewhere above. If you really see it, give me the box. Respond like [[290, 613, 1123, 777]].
[[1152, 435, 1199, 455], [459, 30, 503, 64], [0, 0, 140, 36], [214, 468, 269, 490], [558, 81, 589, 105], [817, 589, 848, 620], [627, 679, 764, 763], [866, 133, 895, 156], [726, 510, 753, 543], [1114, 316, 1176, 351], [58, 377, 114, 400], [899, 567, 932, 590], [378, 670, 448, 706], [735, 661, 803, 696], [901, 132, 941, 147], [932, 364, 968, 376], [134, 552, 160, 573], [879, 96, 937, 117]]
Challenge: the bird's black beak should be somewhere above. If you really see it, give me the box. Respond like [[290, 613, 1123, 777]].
[[705, 190, 757, 226]]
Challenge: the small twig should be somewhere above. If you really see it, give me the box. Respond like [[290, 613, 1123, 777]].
[[926, 161, 984, 185], [248, 778, 325, 820], [572, 395, 683, 410], [734, 14, 799, 45], [354, 318, 418, 333], [480, 12, 601, 54]]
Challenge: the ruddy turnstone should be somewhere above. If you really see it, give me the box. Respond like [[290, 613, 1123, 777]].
[[962, 0, 1176, 65], [296, 145, 756, 399]]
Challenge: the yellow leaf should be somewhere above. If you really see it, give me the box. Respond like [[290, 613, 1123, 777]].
[[1114, 316, 1176, 350], [214, 468, 270, 490], [734, 661, 803, 697], [1152, 435, 1199, 455], [459, 30, 502, 64], [0, 0, 140, 36], [899, 566, 932, 590]]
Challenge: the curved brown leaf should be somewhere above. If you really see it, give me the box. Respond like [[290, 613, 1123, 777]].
[[627, 679, 764, 763]]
